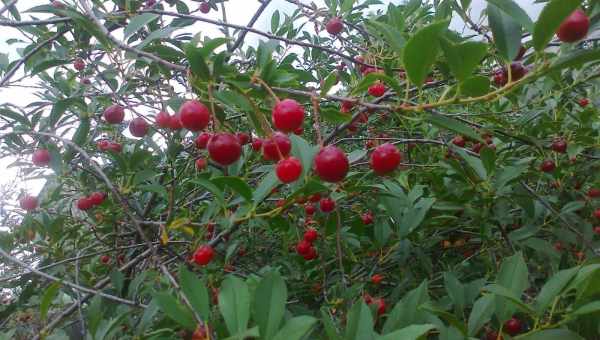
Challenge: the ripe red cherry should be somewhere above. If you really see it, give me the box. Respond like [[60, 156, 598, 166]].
[[304, 203, 316, 215], [251, 138, 263, 151], [236, 132, 250, 145], [262, 132, 292, 161], [272, 99, 305, 133], [493, 69, 507, 87], [145, 0, 156, 7], [77, 197, 94, 211], [593, 208, 600, 219], [207, 133, 242, 166], [540, 159, 556, 173], [155, 111, 171, 128], [108, 142, 122, 153], [303, 228, 318, 242], [509, 62, 527, 81], [341, 100, 355, 113], [96, 140, 110, 151], [195, 132, 212, 149], [32, 149, 51, 167], [551, 138, 567, 153], [504, 317, 522, 336], [293, 126, 303, 135], [20, 195, 38, 211], [319, 197, 336, 213], [100, 255, 110, 264], [302, 246, 317, 260], [179, 100, 210, 131], [557, 9, 589, 43], [452, 136, 465, 147], [374, 298, 386, 316], [368, 82, 386, 97], [325, 17, 344, 35], [199, 2, 210, 13], [73, 58, 85, 71], [195, 158, 207, 171], [370, 143, 402, 175], [579, 98, 589, 107], [89, 192, 106, 206], [314, 145, 349, 182], [594, 226, 600, 235], [371, 274, 383, 285], [309, 193, 321, 202], [296, 240, 311, 255], [361, 212, 374, 225], [486, 331, 503, 340], [276, 157, 303, 183], [128, 117, 149, 137], [588, 188, 600, 198], [103, 104, 125, 124], [193, 245, 214, 265], [168, 113, 183, 130]]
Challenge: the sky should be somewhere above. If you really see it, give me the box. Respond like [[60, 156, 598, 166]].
[[0, 0, 545, 199]]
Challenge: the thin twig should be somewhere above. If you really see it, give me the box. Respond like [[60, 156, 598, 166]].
[[0, 0, 18, 16]]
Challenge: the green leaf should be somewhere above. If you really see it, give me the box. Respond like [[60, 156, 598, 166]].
[[460, 75, 490, 97], [467, 294, 495, 336], [0, 107, 30, 127], [487, 3, 522, 61], [254, 271, 287, 340], [184, 43, 211, 80], [444, 272, 465, 314], [321, 309, 343, 340], [366, 20, 405, 56], [485, 284, 536, 316], [494, 252, 530, 321], [344, 300, 375, 340], [572, 300, 600, 316], [517, 329, 585, 340], [403, 20, 449, 87], [179, 266, 210, 320], [533, 0, 583, 52], [191, 177, 225, 206], [290, 134, 317, 179], [218, 275, 251, 336], [377, 324, 435, 340], [212, 177, 253, 203], [59, 8, 112, 49], [271, 316, 317, 340], [153, 292, 196, 330], [440, 39, 487, 81], [546, 48, 600, 74], [341, 0, 356, 13], [40, 282, 60, 322], [124, 13, 159, 38], [253, 171, 279, 206], [427, 114, 484, 143], [485, 0, 533, 32], [321, 72, 338, 97], [382, 280, 429, 333]]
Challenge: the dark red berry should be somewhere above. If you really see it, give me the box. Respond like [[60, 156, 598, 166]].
[[504, 317, 522, 336], [207, 133, 242, 166], [251, 138, 263, 151], [100, 255, 110, 264], [129, 117, 149, 137], [272, 99, 305, 133], [319, 197, 336, 213], [262, 132, 291, 161], [361, 212, 374, 225], [155, 111, 171, 128], [551, 139, 567, 153], [196, 158, 207, 171], [193, 245, 214, 265], [304, 203, 316, 215], [32, 149, 51, 167], [73, 58, 85, 71], [77, 197, 94, 211], [296, 240, 311, 255], [368, 82, 386, 97], [557, 9, 589, 43], [579, 98, 589, 107], [303, 228, 318, 242], [195, 133, 212, 149], [20, 195, 38, 211], [179, 100, 210, 131], [371, 274, 383, 285], [452, 136, 465, 148], [593, 208, 600, 219], [370, 143, 402, 175], [103, 105, 125, 124], [588, 188, 600, 198], [309, 193, 321, 202], [314, 145, 349, 182], [199, 2, 210, 13], [89, 192, 106, 206], [540, 159, 556, 173], [236, 132, 250, 145], [302, 246, 317, 260], [325, 17, 344, 35], [276, 157, 303, 183]]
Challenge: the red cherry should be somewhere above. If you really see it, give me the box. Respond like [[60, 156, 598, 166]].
[[80, 77, 91, 85], [77, 197, 94, 211], [370, 143, 402, 175], [19, 195, 38, 211], [540, 159, 556, 173], [100, 255, 110, 264], [579, 98, 589, 107], [96, 140, 110, 151], [51, 1, 65, 9], [594, 226, 600, 235], [303, 228, 318, 243], [557, 9, 589, 43], [493, 69, 507, 87], [319, 197, 336, 213], [272, 99, 305, 133], [168, 113, 183, 130], [236, 132, 250, 145], [551, 138, 567, 153], [554, 242, 563, 251], [452, 136, 465, 148], [302, 246, 317, 260], [296, 240, 311, 255], [368, 82, 386, 97], [325, 17, 344, 35], [155, 111, 171, 128], [199, 2, 210, 13], [485, 331, 503, 340], [32, 149, 51, 167], [107, 142, 122, 153], [471, 142, 483, 154], [195, 158, 207, 171], [195, 132, 212, 149], [128, 117, 149, 137], [293, 126, 303, 135], [309, 193, 321, 202], [207, 133, 242, 166], [341, 100, 355, 113], [509, 62, 527, 81], [503, 317, 522, 336], [593, 208, 600, 219], [371, 274, 383, 285], [275, 157, 303, 183], [73, 58, 85, 71], [373, 298, 386, 316], [193, 245, 214, 265], [89, 192, 106, 206], [262, 132, 292, 161], [362, 67, 379, 76], [304, 203, 316, 215], [103, 105, 125, 124], [179, 100, 210, 131], [361, 212, 374, 225], [251, 138, 263, 151], [587, 188, 600, 198], [314, 145, 349, 182]]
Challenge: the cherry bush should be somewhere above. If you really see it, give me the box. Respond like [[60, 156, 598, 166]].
[[1, 0, 600, 339]]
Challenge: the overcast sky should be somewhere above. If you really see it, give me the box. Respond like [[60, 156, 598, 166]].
[[0, 0, 545, 197]]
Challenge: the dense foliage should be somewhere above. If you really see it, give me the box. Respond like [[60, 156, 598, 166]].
[[1, 0, 600, 339]]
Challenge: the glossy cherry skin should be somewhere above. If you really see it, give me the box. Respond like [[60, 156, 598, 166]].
[[551, 139, 567, 153], [73, 58, 85, 71], [89, 192, 106, 206], [540, 159, 556, 173], [276, 157, 303, 183], [207, 133, 242, 166], [303, 228, 318, 242], [314, 145, 349, 182], [20, 195, 38, 211], [319, 197, 336, 213], [32, 149, 51, 167], [155, 111, 171, 128], [103, 105, 125, 124], [503, 317, 522, 336], [178, 100, 210, 131], [579, 98, 589, 107], [370, 143, 402, 175], [557, 9, 589, 43], [195, 133, 212, 149], [100, 255, 110, 264], [251, 138, 263, 151], [236, 132, 251, 145], [296, 240, 311, 255], [77, 197, 94, 211], [368, 82, 386, 97], [452, 136, 465, 147], [326, 17, 344, 35], [371, 274, 383, 284], [361, 212, 374, 225], [195, 158, 207, 171], [128, 117, 149, 137], [262, 132, 292, 161], [199, 2, 210, 13], [193, 245, 214, 265], [302, 246, 317, 260], [304, 203, 316, 215], [272, 99, 305, 133]]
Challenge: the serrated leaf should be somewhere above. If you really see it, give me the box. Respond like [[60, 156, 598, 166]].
[[533, 0, 582, 52], [219, 275, 251, 336], [344, 300, 375, 340], [487, 3, 522, 61], [427, 114, 484, 143], [153, 292, 196, 330], [212, 177, 253, 203], [440, 39, 487, 81], [40, 282, 60, 322], [485, 0, 533, 32], [254, 271, 287, 340], [179, 266, 210, 320], [124, 13, 158, 38], [467, 294, 495, 336], [403, 20, 449, 87], [534, 267, 579, 315]]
